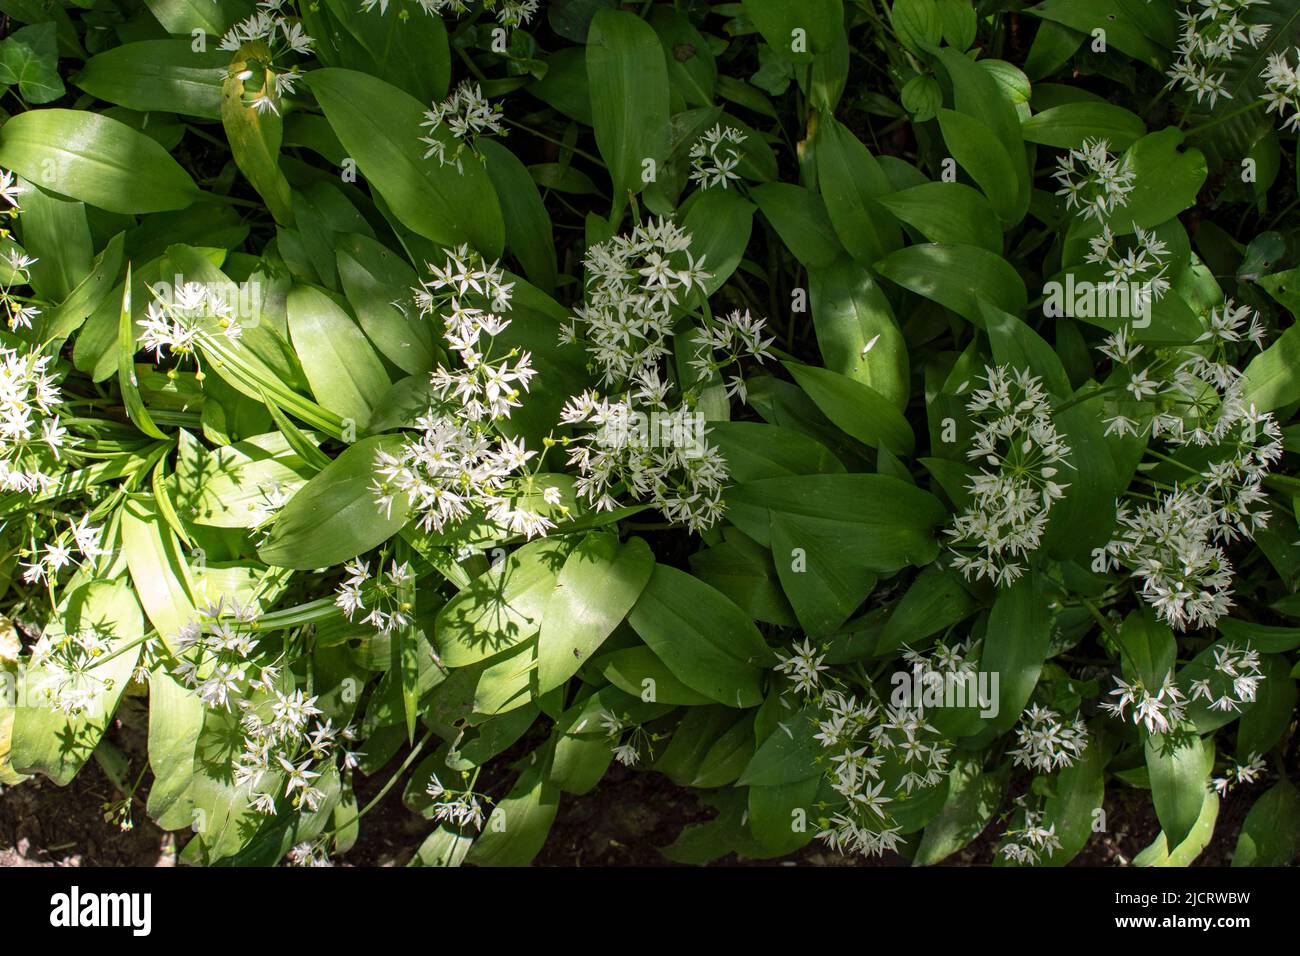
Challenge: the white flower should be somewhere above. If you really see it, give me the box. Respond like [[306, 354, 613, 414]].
[[689, 124, 747, 190], [419, 82, 505, 172], [1168, 0, 1271, 109], [1101, 672, 1188, 736], [1262, 47, 1300, 132], [775, 638, 829, 695], [1188, 642, 1263, 712], [947, 365, 1072, 586], [1008, 704, 1090, 773], [1053, 138, 1135, 222]]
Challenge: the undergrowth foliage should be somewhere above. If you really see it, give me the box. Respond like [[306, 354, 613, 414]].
[[0, 0, 1297, 869]]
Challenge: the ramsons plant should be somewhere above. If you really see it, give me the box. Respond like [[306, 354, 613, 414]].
[[0, 0, 1298, 870]]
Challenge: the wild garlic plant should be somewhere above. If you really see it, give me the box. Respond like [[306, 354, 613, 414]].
[[1096, 305, 1283, 630], [1167, 0, 1271, 108], [947, 365, 1072, 586], [373, 245, 554, 541], [558, 218, 773, 531], [775, 637, 965, 858]]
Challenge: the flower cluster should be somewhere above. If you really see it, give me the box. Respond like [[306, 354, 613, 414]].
[[20, 517, 105, 586], [172, 597, 267, 710], [1000, 808, 1063, 865], [364, 0, 538, 27], [375, 247, 553, 541], [25, 625, 116, 716], [1052, 138, 1135, 222], [1008, 704, 1090, 773], [334, 559, 414, 637], [597, 709, 657, 767], [1096, 309, 1283, 630], [947, 366, 1072, 586], [1261, 46, 1300, 132], [558, 220, 769, 532], [1212, 752, 1266, 796], [236, 687, 363, 816], [1167, 0, 1271, 109], [774, 637, 829, 696], [220, 0, 313, 115], [1084, 223, 1172, 305], [0, 170, 40, 333], [139, 281, 244, 367], [1189, 642, 1264, 713], [810, 687, 953, 858], [0, 346, 68, 494], [419, 82, 505, 172], [1100, 671, 1188, 736], [426, 772, 490, 830], [689, 124, 747, 190]]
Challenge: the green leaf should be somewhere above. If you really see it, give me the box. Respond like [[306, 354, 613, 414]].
[[11, 579, 144, 785], [725, 473, 946, 572], [627, 564, 769, 708], [145, 670, 204, 830], [305, 68, 504, 256], [1117, 129, 1207, 232], [1021, 101, 1146, 150], [737, 705, 822, 786], [874, 182, 1003, 253], [980, 572, 1054, 734], [221, 44, 294, 226], [815, 114, 900, 264], [286, 284, 390, 428], [0, 109, 200, 214], [595, 646, 716, 705], [809, 259, 909, 409], [117, 265, 167, 440], [535, 534, 653, 693], [74, 40, 229, 119], [741, 0, 845, 62], [586, 8, 670, 215], [915, 760, 1007, 865], [877, 565, 976, 657], [1146, 733, 1214, 850], [480, 139, 558, 295], [259, 434, 410, 569], [0, 23, 64, 104], [465, 760, 559, 866], [783, 360, 914, 455], [751, 182, 844, 268], [336, 233, 436, 376], [1241, 318, 1300, 413], [435, 537, 573, 668], [875, 242, 1027, 326], [1232, 778, 1300, 866], [120, 496, 197, 649]]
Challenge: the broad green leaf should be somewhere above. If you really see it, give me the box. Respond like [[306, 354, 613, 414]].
[[809, 259, 909, 409], [434, 537, 573, 667], [1232, 778, 1300, 866], [536, 534, 653, 692], [222, 43, 294, 225], [815, 114, 900, 264], [737, 705, 822, 786], [751, 182, 844, 268], [627, 564, 769, 708], [586, 8, 670, 214], [259, 434, 410, 569], [980, 572, 1053, 734], [0, 23, 63, 103], [915, 760, 1007, 865], [741, 0, 845, 62], [875, 242, 1028, 326], [1021, 101, 1146, 150], [595, 646, 716, 705], [286, 284, 390, 428], [480, 139, 558, 295], [0, 109, 200, 213], [74, 40, 229, 118], [336, 233, 436, 376], [784, 360, 914, 454], [305, 68, 504, 256], [1145, 732, 1214, 850], [465, 760, 559, 866], [875, 182, 1003, 253]]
